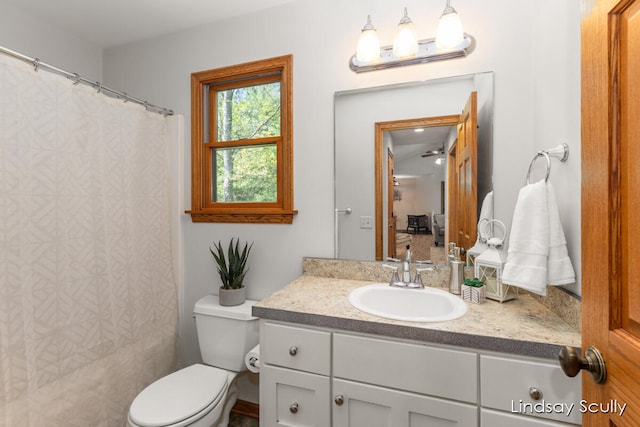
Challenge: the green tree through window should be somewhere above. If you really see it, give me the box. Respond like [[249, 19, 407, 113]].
[[215, 81, 280, 202]]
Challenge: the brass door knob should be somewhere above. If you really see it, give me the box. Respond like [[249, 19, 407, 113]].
[[289, 402, 299, 414], [558, 346, 606, 384], [334, 395, 344, 405]]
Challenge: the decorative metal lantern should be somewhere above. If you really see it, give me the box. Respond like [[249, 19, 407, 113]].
[[466, 218, 489, 268], [473, 221, 517, 303]]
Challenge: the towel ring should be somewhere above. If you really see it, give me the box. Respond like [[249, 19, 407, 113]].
[[526, 151, 551, 184], [477, 218, 490, 242], [525, 143, 569, 184], [486, 219, 507, 247]]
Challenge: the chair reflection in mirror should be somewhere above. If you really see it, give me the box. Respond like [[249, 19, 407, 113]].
[[407, 214, 430, 234], [433, 214, 446, 246]]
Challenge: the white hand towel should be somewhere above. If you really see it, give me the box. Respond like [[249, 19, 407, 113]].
[[478, 191, 494, 240], [502, 180, 576, 295], [546, 184, 576, 285], [502, 180, 549, 294]]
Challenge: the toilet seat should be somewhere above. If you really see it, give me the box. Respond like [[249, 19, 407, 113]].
[[128, 364, 229, 427]]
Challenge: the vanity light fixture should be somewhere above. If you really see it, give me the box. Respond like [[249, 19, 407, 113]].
[[350, 2, 474, 73], [392, 8, 419, 59], [436, 0, 464, 49], [355, 15, 381, 63]]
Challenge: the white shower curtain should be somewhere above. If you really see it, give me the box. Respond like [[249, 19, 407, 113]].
[[0, 54, 179, 426]]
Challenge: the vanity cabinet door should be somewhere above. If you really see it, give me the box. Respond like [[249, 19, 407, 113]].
[[333, 378, 478, 427], [480, 355, 581, 425], [260, 364, 331, 427]]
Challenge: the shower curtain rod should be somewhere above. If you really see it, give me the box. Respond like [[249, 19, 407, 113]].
[[0, 45, 174, 116]]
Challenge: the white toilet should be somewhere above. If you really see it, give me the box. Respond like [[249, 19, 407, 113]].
[[127, 295, 259, 427]]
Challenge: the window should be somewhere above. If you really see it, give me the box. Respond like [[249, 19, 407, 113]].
[[189, 55, 296, 223]]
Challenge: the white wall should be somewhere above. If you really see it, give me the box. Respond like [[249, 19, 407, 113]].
[[532, 0, 582, 296], [394, 176, 443, 233], [0, 1, 103, 80], [99, 0, 582, 374]]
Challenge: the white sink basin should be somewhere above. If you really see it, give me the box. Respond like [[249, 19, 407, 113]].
[[348, 283, 467, 322]]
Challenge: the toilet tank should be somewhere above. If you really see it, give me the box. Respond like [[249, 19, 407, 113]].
[[193, 295, 259, 372]]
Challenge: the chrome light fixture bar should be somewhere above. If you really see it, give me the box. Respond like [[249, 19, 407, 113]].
[[350, 3, 474, 73], [349, 35, 474, 73]]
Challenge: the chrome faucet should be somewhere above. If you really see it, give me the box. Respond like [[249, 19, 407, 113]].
[[402, 245, 412, 283], [383, 248, 433, 288]]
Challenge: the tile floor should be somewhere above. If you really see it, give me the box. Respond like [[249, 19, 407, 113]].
[[229, 413, 259, 427]]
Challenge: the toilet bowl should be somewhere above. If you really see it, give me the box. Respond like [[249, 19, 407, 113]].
[[127, 296, 259, 427]]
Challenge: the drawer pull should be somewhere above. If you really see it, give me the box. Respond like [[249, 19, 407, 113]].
[[289, 346, 298, 356], [335, 394, 344, 405], [289, 402, 299, 414], [529, 387, 542, 400]]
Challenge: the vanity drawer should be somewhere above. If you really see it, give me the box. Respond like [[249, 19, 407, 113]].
[[480, 355, 581, 425], [333, 333, 478, 403], [262, 322, 331, 375], [260, 365, 331, 427]]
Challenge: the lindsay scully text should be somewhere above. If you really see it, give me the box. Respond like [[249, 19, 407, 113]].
[[511, 399, 627, 417]]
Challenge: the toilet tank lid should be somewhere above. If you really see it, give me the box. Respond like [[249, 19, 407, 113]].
[[193, 295, 258, 320]]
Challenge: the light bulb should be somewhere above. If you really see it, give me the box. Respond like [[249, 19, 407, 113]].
[[436, 1, 464, 50], [392, 8, 418, 58], [356, 15, 380, 63]]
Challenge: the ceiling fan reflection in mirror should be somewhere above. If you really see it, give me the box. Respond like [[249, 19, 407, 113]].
[[421, 146, 445, 157]]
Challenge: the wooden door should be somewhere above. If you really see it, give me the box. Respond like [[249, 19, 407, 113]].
[[447, 142, 458, 247], [452, 92, 478, 250], [387, 148, 396, 259], [581, 0, 640, 425]]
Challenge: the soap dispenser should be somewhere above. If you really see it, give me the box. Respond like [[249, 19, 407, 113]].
[[449, 247, 465, 295], [447, 242, 456, 266]]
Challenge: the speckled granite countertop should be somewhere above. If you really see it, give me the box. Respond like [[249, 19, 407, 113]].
[[253, 275, 581, 360]]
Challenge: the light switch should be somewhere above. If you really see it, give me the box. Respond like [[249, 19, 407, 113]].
[[360, 216, 373, 229]]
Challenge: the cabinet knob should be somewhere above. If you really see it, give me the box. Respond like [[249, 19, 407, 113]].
[[529, 387, 542, 400], [289, 402, 299, 414], [289, 346, 298, 356], [334, 394, 344, 405]]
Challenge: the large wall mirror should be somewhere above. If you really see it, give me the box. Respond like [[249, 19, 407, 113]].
[[334, 72, 494, 264]]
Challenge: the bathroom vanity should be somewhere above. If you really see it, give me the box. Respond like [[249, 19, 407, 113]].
[[253, 270, 582, 427]]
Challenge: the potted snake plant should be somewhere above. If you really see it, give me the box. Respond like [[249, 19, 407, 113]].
[[210, 238, 253, 306]]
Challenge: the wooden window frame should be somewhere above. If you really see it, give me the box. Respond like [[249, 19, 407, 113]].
[[188, 55, 297, 223]]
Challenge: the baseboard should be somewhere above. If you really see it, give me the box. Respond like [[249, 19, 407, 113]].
[[231, 399, 259, 419]]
